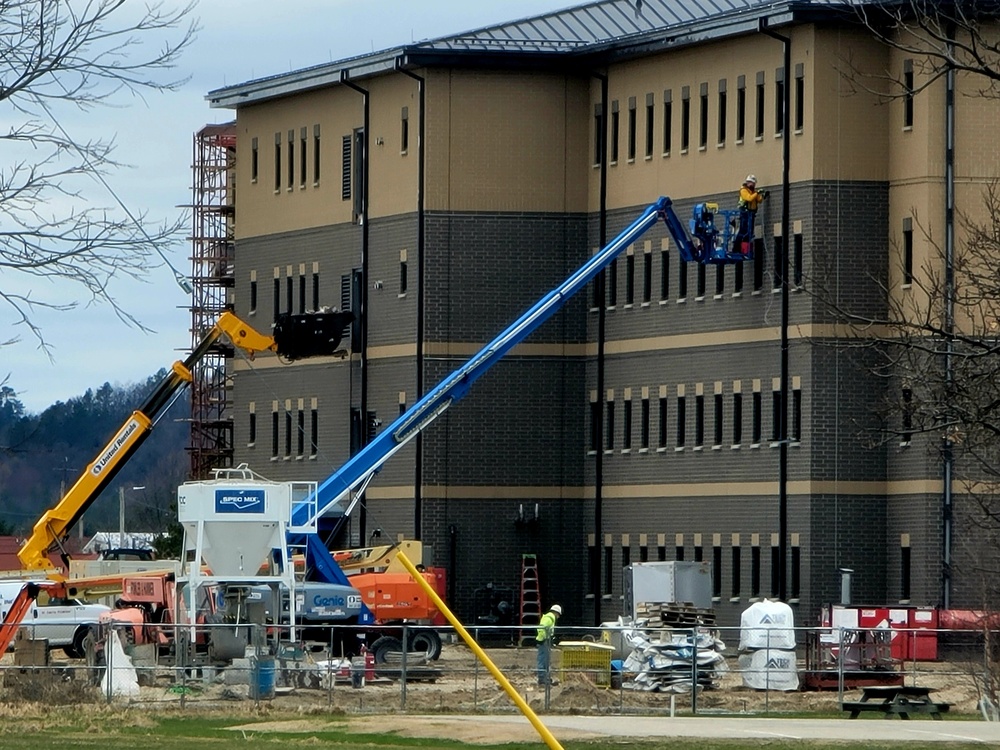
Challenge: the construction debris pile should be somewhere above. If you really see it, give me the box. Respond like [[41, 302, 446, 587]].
[[616, 602, 728, 693]]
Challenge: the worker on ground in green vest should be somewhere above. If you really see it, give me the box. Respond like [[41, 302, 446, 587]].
[[536, 603, 562, 686]]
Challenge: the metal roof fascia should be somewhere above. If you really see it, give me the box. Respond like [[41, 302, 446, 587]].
[[206, 52, 402, 109]]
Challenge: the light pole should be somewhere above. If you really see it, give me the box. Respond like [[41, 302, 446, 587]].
[[119, 485, 146, 549]]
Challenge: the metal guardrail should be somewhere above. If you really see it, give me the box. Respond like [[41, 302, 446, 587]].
[[1, 623, 997, 718]]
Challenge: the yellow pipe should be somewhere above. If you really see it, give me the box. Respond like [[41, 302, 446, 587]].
[[395, 551, 564, 750]]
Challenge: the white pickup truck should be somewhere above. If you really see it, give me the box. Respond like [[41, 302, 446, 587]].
[[0, 581, 110, 659]]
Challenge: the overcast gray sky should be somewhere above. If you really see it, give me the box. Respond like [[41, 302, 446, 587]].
[[5, 0, 575, 413]]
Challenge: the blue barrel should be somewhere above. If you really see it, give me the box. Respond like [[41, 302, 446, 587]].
[[250, 656, 276, 700]]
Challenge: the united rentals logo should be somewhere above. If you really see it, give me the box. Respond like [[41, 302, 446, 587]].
[[215, 488, 265, 514], [91, 418, 142, 477]]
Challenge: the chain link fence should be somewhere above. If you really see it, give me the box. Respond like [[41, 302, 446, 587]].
[[1, 623, 997, 718]]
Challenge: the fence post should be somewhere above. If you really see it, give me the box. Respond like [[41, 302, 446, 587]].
[[764, 627, 771, 714], [690, 627, 697, 715], [401, 624, 408, 711], [105, 627, 114, 704], [837, 627, 845, 707]]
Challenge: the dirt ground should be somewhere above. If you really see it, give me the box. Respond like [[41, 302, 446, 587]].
[[2, 641, 986, 721]]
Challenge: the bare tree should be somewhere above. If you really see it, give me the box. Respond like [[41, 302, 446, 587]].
[[842, 0, 1000, 100], [0, 0, 198, 349]]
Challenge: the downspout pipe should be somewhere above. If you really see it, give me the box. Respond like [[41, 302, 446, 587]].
[[341, 71, 370, 544], [591, 70, 609, 626], [942, 29, 956, 609], [396, 61, 427, 541], [759, 18, 792, 602]]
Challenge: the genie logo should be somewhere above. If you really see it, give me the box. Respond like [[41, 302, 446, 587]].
[[313, 594, 347, 608], [215, 488, 265, 514]]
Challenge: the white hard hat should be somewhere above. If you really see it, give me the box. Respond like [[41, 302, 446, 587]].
[[550, 604, 563, 615], [745, 174, 757, 184]]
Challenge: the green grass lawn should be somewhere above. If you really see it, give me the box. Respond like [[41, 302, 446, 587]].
[[0, 709, 991, 750]]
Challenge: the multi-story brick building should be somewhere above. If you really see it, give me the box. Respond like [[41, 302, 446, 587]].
[[200, 0, 997, 627]]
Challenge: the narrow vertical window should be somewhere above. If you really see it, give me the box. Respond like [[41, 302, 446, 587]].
[[712, 543, 723, 598], [310, 406, 318, 457], [621, 538, 631, 569], [696, 263, 706, 298], [680, 86, 690, 151], [755, 71, 765, 139], [251, 136, 259, 182], [793, 232, 803, 287], [400, 257, 408, 295], [248, 406, 257, 446], [625, 253, 635, 305], [733, 390, 743, 445], [604, 539, 614, 595], [714, 392, 723, 446], [718, 79, 727, 144], [752, 389, 762, 444], [694, 393, 704, 447], [640, 542, 648, 562], [694, 538, 704, 562], [675, 534, 685, 561], [903, 59, 914, 128], [284, 410, 292, 458], [794, 63, 805, 131], [313, 125, 321, 184], [903, 217, 913, 285], [791, 539, 801, 599], [734, 259, 744, 294], [644, 94, 654, 158], [901, 386, 913, 444], [753, 240, 765, 291], [641, 395, 650, 449], [660, 246, 670, 300], [622, 396, 632, 450], [791, 386, 802, 443], [312, 267, 320, 311], [274, 132, 282, 191], [272, 276, 280, 323], [594, 103, 604, 165], [662, 90, 672, 154], [676, 394, 686, 448], [400, 106, 409, 153], [627, 97, 637, 160], [271, 408, 279, 459], [715, 265, 724, 296], [770, 542, 781, 597], [736, 75, 746, 141], [298, 272, 306, 314], [771, 387, 782, 442], [352, 130, 364, 221], [773, 234, 784, 290], [678, 257, 688, 299], [643, 251, 652, 303], [297, 407, 305, 458], [286, 274, 293, 315], [607, 258, 618, 307], [300, 127, 307, 187], [590, 398, 600, 452], [658, 538, 667, 561], [698, 82, 709, 149], [287, 129, 295, 189], [731, 541, 741, 599], [605, 398, 615, 451], [658, 395, 667, 449], [900, 535, 911, 601], [751, 542, 761, 598], [341, 134, 352, 200], [775, 67, 785, 136], [249, 275, 258, 314], [610, 100, 620, 163]]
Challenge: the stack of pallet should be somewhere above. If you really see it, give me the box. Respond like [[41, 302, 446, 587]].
[[619, 602, 727, 693], [635, 601, 717, 628]]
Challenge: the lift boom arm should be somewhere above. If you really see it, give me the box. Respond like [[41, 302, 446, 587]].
[[292, 196, 736, 532]]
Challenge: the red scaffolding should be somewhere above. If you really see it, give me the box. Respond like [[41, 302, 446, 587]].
[[188, 123, 237, 478]]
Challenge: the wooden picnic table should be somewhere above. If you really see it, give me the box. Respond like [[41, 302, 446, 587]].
[[842, 685, 951, 720]]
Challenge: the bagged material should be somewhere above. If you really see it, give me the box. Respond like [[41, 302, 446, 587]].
[[739, 599, 796, 651], [738, 648, 799, 691], [100, 630, 140, 700]]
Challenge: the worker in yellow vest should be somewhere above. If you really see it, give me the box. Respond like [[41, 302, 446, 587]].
[[535, 603, 562, 686], [734, 174, 767, 254]]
